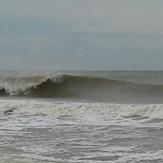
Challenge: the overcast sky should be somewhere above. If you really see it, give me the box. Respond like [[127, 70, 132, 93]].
[[0, 0, 163, 71]]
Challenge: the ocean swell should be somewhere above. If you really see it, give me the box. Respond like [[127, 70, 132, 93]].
[[0, 74, 124, 97], [0, 74, 163, 103]]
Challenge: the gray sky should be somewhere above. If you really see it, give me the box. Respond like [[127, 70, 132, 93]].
[[0, 0, 163, 71]]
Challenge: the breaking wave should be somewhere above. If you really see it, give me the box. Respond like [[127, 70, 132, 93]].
[[1, 73, 163, 103], [1, 99, 163, 119]]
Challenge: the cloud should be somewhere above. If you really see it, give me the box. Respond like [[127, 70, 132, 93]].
[[1, 0, 163, 34], [0, 0, 163, 70]]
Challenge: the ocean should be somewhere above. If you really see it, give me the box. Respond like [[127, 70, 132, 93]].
[[0, 71, 163, 162]]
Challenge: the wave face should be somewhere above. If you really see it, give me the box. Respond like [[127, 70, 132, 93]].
[[1, 72, 163, 103]]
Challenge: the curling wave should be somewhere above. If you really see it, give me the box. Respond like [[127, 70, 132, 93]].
[[0, 74, 163, 103]]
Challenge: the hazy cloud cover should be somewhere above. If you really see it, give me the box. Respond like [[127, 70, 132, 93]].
[[0, 0, 163, 70]]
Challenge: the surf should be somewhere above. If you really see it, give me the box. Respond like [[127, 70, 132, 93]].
[[0, 99, 163, 119], [0, 73, 163, 103]]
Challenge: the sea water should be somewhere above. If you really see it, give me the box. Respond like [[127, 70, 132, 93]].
[[0, 71, 163, 162]]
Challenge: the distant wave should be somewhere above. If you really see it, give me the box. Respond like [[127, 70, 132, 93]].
[[1, 74, 163, 103], [0, 74, 123, 96]]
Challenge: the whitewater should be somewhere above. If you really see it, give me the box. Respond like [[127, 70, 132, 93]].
[[1, 71, 163, 162]]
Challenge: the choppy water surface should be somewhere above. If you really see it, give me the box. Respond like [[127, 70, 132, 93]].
[[1, 71, 163, 162], [0, 99, 163, 163]]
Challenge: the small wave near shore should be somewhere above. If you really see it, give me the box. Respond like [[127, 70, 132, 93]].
[[0, 99, 163, 120]]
